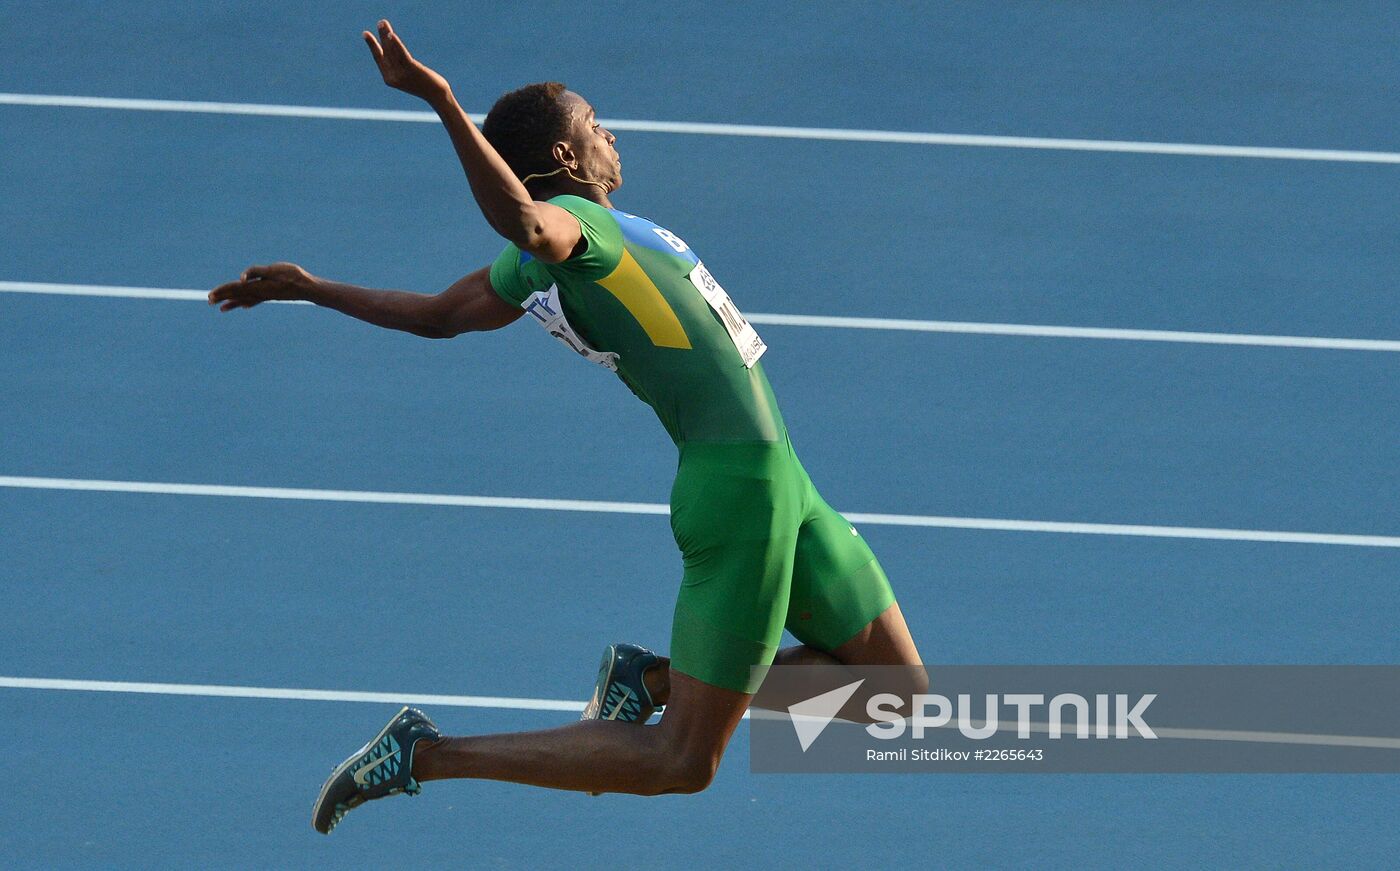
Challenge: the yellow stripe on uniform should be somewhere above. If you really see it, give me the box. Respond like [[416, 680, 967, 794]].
[[596, 249, 692, 349]]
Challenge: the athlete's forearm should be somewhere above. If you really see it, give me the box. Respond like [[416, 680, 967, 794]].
[[304, 278, 451, 338], [426, 89, 549, 249]]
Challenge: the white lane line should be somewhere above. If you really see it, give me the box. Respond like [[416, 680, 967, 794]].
[[6, 280, 1400, 354], [5, 91, 1400, 165], [3, 475, 1398, 548], [0, 475, 670, 517], [0, 280, 307, 304], [744, 312, 1400, 353], [0, 281, 315, 306], [0, 92, 445, 123], [837, 512, 1400, 548], [1142, 726, 1400, 751], [6, 676, 1398, 750], [0, 675, 583, 712]]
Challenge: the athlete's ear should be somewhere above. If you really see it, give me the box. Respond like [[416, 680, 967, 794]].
[[551, 140, 579, 170]]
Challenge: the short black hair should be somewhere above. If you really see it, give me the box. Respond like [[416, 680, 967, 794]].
[[482, 82, 573, 182]]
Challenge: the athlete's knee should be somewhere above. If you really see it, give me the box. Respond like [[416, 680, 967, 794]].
[[642, 670, 744, 794], [623, 733, 723, 796], [631, 753, 717, 796], [642, 731, 723, 795], [660, 750, 720, 794]]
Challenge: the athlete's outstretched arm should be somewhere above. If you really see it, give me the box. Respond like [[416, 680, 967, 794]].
[[208, 262, 521, 337], [362, 20, 582, 263]]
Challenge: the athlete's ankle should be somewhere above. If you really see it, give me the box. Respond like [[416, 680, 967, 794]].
[[643, 657, 671, 707], [409, 736, 449, 782]]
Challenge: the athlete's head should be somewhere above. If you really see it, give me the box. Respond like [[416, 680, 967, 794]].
[[482, 82, 621, 197]]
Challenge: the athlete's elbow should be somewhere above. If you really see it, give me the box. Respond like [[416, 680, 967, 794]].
[[513, 230, 570, 263], [409, 322, 459, 339], [506, 216, 571, 263], [430, 318, 501, 338], [497, 206, 548, 251], [417, 298, 472, 339]]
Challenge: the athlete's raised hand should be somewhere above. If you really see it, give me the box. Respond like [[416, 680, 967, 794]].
[[363, 19, 450, 102], [208, 262, 316, 311]]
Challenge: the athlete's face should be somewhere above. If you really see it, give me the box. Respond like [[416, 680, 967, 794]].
[[558, 91, 622, 192]]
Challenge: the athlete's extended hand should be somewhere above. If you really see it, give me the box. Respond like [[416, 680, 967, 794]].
[[208, 263, 316, 311], [363, 19, 450, 102]]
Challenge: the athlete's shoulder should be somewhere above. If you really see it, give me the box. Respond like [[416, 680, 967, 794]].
[[541, 195, 625, 279], [489, 243, 552, 306]]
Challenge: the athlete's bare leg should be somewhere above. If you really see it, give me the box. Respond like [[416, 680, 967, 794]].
[[411, 604, 919, 794], [642, 603, 926, 723], [411, 671, 749, 795]]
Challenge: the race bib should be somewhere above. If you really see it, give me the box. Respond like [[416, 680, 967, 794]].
[[520, 283, 620, 371], [688, 262, 766, 368]]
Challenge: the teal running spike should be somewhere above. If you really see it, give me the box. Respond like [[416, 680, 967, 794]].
[[312, 705, 440, 834], [582, 642, 662, 724]]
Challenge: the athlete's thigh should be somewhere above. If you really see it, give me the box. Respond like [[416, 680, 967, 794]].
[[830, 602, 927, 700], [786, 493, 899, 654], [831, 601, 922, 670]]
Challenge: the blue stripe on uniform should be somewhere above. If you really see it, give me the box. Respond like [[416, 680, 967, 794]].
[[609, 210, 701, 265]]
